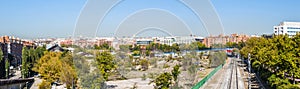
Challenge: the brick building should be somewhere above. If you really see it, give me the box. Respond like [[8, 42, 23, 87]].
[[95, 39, 112, 46], [203, 34, 250, 47], [59, 39, 73, 46]]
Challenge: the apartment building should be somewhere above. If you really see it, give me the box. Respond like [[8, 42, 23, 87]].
[[0, 36, 24, 67], [203, 34, 250, 47]]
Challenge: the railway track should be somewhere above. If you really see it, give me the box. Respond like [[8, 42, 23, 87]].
[[229, 58, 238, 89], [217, 58, 239, 89], [201, 58, 245, 89]]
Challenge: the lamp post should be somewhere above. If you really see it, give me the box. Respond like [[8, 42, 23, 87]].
[[248, 53, 251, 89]]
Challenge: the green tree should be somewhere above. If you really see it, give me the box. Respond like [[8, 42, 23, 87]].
[[21, 47, 29, 78], [171, 43, 180, 52], [145, 50, 151, 56], [33, 52, 63, 83], [61, 51, 74, 66], [225, 42, 238, 48], [60, 51, 77, 89], [35, 46, 46, 59], [21, 46, 46, 78], [188, 42, 207, 50], [94, 44, 101, 50], [94, 43, 111, 50], [5, 59, 10, 78], [240, 34, 300, 88], [74, 54, 104, 89], [0, 47, 3, 62], [171, 65, 181, 84], [101, 43, 110, 50], [237, 41, 246, 49], [38, 80, 52, 89], [139, 59, 149, 71], [199, 52, 204, 59], [209, 51, 226, 68], [119, 45, 130, 52], [132, 50, 140, 56], [33, 52, 77, 89], [154, 72, 173, 89], [95, 51, 117, 80], [60, 62, 77, 89]]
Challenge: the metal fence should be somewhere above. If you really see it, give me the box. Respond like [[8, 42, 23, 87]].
[[192, 62, 225, 89]]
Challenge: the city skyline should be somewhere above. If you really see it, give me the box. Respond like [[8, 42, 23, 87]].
[[0, 0, 300, 39]]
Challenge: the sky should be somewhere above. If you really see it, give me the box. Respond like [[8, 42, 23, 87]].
[[0, 0, 300, 39]]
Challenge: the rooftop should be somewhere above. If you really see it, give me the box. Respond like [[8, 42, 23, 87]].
[[279, 21, 300, 26]]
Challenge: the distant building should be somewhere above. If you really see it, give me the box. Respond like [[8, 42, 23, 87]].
[[136, 39, 153, 46], [155, 37, 175, 46], [203, 34, 250, 47], [47, 44, 65, 52], [59, 39, 73, 46], [274, 21, 300, 37], [72, 37, 114, 48], [95, 38, 113, 47], [262, 34, 273, 38], [153, 36, 201, 46]]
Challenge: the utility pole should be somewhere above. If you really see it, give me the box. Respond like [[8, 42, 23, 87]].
[[248, 53, 251, 89]]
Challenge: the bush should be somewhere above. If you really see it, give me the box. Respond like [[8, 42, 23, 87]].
[[39, 81, 51, 89], [142, 74, 147, 81], [209, 51, 226, 68], [163, 64, 170, 68]]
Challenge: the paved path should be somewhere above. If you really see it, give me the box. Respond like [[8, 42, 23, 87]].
[[201, 58, 245, 89], [106, 78, 154, 89], [10, 70, 21, 79]]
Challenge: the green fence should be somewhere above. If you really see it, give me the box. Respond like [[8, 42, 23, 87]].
[[192, 62, 225, 89]]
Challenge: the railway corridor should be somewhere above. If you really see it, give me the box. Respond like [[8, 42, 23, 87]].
[[201, 58, 245, 89]]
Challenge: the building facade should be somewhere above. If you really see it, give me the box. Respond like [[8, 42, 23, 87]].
[[0, 36, 25, 67], [152, 36, 201, 46], [274, 21, 300, 37], [203, 34, 250, 47]]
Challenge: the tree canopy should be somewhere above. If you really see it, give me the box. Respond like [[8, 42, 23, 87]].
[[240, 34, 300, 88], [153, 65, 181, 89], [95, 51, 117, 81], [33, 51, 77, 89], [154, 72, 173, 89], [21, 46, 46, 78]]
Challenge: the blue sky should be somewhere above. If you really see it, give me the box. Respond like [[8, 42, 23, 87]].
[[0, 0, 300, 39], [98, 0, 207, 37]]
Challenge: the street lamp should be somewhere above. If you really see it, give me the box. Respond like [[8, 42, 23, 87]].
[[248, 53, 251, 89]]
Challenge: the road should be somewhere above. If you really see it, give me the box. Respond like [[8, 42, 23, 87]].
[[201, 58, 245, 89]]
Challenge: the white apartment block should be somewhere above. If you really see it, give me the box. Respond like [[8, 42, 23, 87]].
[[274, 21, 300, 37], [153, 36, 202, 46]]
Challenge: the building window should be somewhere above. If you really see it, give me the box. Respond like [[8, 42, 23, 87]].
[[287, 27, 300, 29]]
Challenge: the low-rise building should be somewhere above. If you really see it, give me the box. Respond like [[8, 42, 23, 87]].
[[203, 34, 250, 47]]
